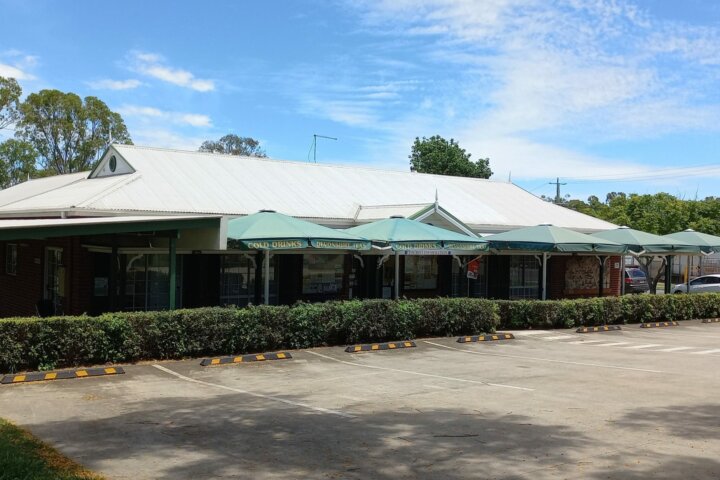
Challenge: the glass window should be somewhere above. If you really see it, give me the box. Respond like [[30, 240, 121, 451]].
[[5, 244, 17, 275], [451, 256, 487, 297], [123, 254, 182, 311], [44, 248, 65, 314], [303, 254, 344, 294], [404, 256, 438, 290], [509, 255, 539, 299], [220, 254, 257, 306]]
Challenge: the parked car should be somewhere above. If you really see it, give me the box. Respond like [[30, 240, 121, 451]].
[[624, 268, 649, 294], [672, 274, 720, 294]]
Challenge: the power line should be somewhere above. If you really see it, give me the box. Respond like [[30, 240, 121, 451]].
[[565, 164, 720, 182], [549, 177, 566, 204]]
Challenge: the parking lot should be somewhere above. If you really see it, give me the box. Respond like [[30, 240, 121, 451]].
[[1, 321, 719, 480]]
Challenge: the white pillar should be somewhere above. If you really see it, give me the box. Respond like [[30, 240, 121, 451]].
[[620, 255, 625, 296], [264, 252, 270, 305], [541, 252, 548, 300], [394, 251, 400, 300]]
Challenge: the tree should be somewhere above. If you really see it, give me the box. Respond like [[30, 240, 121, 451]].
[[199, 134, 267, 157], [409, 135, 492, 179], [0, 76, 21, 130], [0, 139, 37, 189], [16, 90, 131, 174]]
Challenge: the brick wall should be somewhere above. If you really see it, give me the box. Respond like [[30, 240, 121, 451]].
[[0, 237, 94, 318], [548, 255, 622, 300]]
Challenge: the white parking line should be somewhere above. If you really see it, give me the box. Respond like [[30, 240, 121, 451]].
[[590, 342, 631, 347], [305, 350, 534, 392], [656, 346, 694, 352], [422, 341, 665, 373], [152, 364, 355, 418], [625, 344, 664, 349], [691, 349, 720, 355], [566, 340, 605, 345], [512, 331, 551, 335], [542, 335, 576, 340]]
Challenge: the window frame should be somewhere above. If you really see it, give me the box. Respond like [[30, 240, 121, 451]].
[[5, 243, 17, 276]]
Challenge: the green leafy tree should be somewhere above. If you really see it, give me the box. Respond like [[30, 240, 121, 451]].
[[0, 139, 37, 189], [0, 76, 21, 130], [17, 90, 131, 174], [199, 134, 267, 157], [409, 135, 492, 178]]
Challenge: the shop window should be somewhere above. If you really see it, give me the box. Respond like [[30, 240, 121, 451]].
[[44, 248, 65, 315], [451, 256, 488, 297], [509, 255, 540, 299], [303, 254, 344, 294], [5, 244, 17, 275], [404, 256, 438, 290], [220, 254, 257, 307], [123, 254, 183, 311]]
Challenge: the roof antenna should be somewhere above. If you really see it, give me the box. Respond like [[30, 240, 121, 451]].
[[311, 134, 337, 163], [508, 171, 512, 183]]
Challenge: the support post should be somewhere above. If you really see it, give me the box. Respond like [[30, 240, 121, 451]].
[[264, 251, 270, 305], [620, 255, 625, 296], [664, 255, 673, 294], [394, 251, 400, 300], [541, 253, 548, 300], [109, 241, 118, 311], [168, 234, 177, 310], [687, 255, 692, 293]]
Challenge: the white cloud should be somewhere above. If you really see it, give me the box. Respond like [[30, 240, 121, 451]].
[[128, 51, 215, 92], [129, 128, 209, 151], [0, 63, 33, 80], [118, 105, 212, 127], [87, 79, 142, 90]]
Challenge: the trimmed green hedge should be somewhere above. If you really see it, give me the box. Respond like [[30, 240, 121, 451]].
[[2, 294, 720, 374], [0, 298, 499, 373], [495, 293, 720, 329]]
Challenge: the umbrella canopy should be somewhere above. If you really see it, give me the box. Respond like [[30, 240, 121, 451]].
[[227, 210, 370, 250], [344, 216, 488, 251], [483, 224, 626, 253], [591, 226, 699, 255], [663, 229, 720, 254]]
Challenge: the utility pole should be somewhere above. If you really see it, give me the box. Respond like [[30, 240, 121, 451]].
[[311, 134, 338, 163], [549, 177, 567, 204]]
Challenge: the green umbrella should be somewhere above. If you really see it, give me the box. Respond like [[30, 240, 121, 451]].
[[344, 216, 488, 251], [345, 216, 487, 299], [483, 224, 626, 254], [591, 226, 699, 255], [664, 229, 720, 254], [227, 210, 370, 304], [483, 224, 626, 300]]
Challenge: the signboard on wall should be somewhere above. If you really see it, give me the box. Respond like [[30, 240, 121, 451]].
[[467, 259, 480, 279]]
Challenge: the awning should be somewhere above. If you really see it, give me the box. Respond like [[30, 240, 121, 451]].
[[0, 215, 221, 241], [344, 216, 488, 252], [483, 224, 626, 253], [664, 229, 720, 254], [226, 210, 370, 251], [591, 226, 699, 255]]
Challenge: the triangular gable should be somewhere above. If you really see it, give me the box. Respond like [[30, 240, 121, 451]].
[[410, 204, 478, 237], [89, 146, 136, 179]]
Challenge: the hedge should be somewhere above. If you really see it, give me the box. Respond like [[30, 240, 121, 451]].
[[2, 294, 719, 374], [0, 298, 499, 373]]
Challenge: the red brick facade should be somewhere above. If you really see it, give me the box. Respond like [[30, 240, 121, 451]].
[[548, 255, 621, 299], [0, 237, 93, 317]]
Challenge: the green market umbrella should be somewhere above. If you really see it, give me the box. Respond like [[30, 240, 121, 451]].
[[227, 210, 370, 303], [591, 226, 699, 255], [483, 224, 626, 300], [592, 226, 699, 295], [664, 229, 720, 293], [345, 216, 487, 299], [344, 216, 488, 252], [664, 229, 720, 254]]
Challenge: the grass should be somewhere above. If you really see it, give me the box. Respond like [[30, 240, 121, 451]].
[[0, 418, 104, 480]]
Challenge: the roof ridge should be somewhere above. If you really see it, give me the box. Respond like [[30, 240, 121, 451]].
[[114, 144, 501, 182]]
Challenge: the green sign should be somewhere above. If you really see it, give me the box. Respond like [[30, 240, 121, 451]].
[[443, 242, 488, 251], [392, 241, 443, 251], [243, 239, 308, 250], [311, 239, 370, 250]]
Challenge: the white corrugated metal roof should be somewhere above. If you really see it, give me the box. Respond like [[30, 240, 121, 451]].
[[0, 215, 217, 230], [355, 204, 431, 221], [0, 145, 617, 233]]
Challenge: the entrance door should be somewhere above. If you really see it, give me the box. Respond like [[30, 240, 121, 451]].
[[44, 247, 65, 315]]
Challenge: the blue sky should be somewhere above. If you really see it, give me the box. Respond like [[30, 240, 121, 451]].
[[1, 0, 720, 201]]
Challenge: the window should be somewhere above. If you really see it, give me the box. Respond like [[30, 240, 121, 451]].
[[404, 256, 438, 290], [452, 256, 487, 297], [509, 255, 540, 299], [123, 254, 183, 311], [220, 254, 257, 306], [303, 254, 344, 294], [5, 244, 17, 275], [44, 248, 64, 314]]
